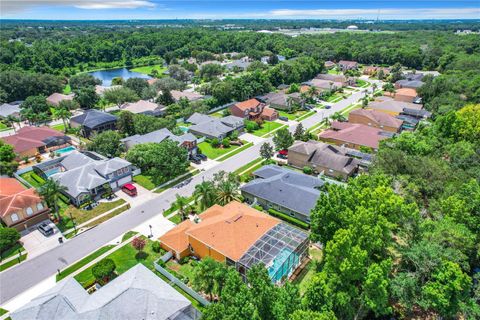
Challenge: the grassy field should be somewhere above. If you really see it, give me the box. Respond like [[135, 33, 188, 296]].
[[216, 142, 253, 161], [356, 79, 370, 88], [169, 214, 182, 224], [1, 242, 25, 260], [0, 254, 27, 272], [277, 110, 310, 120], [56, 245, 115, 281], [293, 246, 323, 294], [50, 123, 67, 132], [252, 122, 284, 137], [74, 237, 164, 288], [129, 64, 167, 76], [154, 169, 199, 193], [0, 122, 8, 130], [166, 259, 196, 283], [133, 174, 156, 190], [198, 140, 247, 159], [0, 308, 8, 316]]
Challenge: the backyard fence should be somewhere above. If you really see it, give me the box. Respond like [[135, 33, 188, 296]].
[[154, 260, 211, 307]]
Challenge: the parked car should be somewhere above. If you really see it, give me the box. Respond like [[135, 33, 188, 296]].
[[122, 183, 137, 197], [324, 105, 332, 109], [196, 153, 207, 161], [190, 155, 201, 164], [38, 222, 54, 237], [279, 116, 289, 121]]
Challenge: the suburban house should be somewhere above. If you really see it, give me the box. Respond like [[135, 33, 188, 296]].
[[241, 165, 324, 223], [2, 126, 71, 158], [121, 128, 198, 156], [338, 60, 358, 71], [348, 109, 403, 133], [261, 55, 286, 64], [315, 73, 355, 86], [11, 264, 200, 320], [46, 93, 74, 107], [363, 66, 391, 76], [0, 178, 50, 231], [229, 98, 279, 121], [171, 90, 205, 103], [324, 61, 336, 69], [159, 201, 309, 283], [387, 88, 420, 103], [257, 92, 302, 111], [0, 101, 22, 119], [303, 79, 341, 91], [367, 96, 423, 116], [95, 85, 121, 96], [33, 151, 134, 206], [318, 121, 394, 150], [120, 100, 166, 116], [225, 57, 251, 71], [395, 79, 424, 90], [186, 113, 244, 140], [400, 108, 432, 119], [288, 140, 363, 180], [70, 110, 117, 138]]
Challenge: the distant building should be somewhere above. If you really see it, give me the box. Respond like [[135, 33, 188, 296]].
[[346, 25, 359, 30], [0, 178, 50, 231], [324, 61, 336, 69], [95, 85, 121, 96], [348, 109, 403, 133], [0, 101, 22, 119], [11, 264, 200, 320], [171, 90, 205, 103], [315, 73, 355, 86], [225, 57, 251, 71], [120, 100, 166, 116], [70, 110, 117, 138], [46, 93, 74, 107], [338, 60, 359, 71], [367, 96, 423, 116]]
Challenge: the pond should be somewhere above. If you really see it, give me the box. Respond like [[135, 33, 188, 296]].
[[88, 68, 151, 86]]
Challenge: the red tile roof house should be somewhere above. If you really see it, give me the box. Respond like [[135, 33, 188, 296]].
[[46, 93, 74, 107], [318, 121, 393, 151], [0, 178, 50, 231], [2, 126, 71, 159], [229, 98, 279, 121]]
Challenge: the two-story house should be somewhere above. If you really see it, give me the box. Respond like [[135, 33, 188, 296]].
[[229, 98, 278, 121]]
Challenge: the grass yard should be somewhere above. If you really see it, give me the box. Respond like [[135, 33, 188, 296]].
[[277, 110, 309, 121], [56, 245, 115, 281], [169, 214, 182, 224], [0, 253, 27, 272], [154, 169, 199, 193], [50, 123, 66, 132], [166, 259, 196, 283], [0, 308, 8, 316], [122, 231, 139, 242], [129, 64, 167, 76], [1, 242, 25, 260], [234, 158, 264, 175], [19, 171, 45, 188], [251, 122, 284, 137], [0, 122, 8, 130], [63, 84, 71, 94], [74, 237, 165, 288], [293, 246, 323, 294], [133, 174, 156, 190], [198, 140, 248, 160], [324, 93, 344, 102], [356, 79, 370, 88], [57, 199, 126, 232], [216, 142, 253, 161]]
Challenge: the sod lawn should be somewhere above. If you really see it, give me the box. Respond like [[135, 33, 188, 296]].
[[129, 64, 167, 76], [251, 121, 284, 137], [198, 140, 248, 159]]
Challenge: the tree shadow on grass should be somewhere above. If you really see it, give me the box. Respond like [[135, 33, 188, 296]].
[[135, 251, 149, 260]]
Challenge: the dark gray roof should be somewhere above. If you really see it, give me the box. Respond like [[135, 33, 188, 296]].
[[225, 59, 251, 70], [401, 108, 432, 118], [11, 264, 195, 320], [121, 128, 197, 149], [70, 110, 117, 129], [395, 79, 424, 89], [187, 113, 243, 138], [186, 112, 212, 125], [241, 165, 324, 217]]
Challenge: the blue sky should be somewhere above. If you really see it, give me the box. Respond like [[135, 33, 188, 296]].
[[1, 1, 479, 20]]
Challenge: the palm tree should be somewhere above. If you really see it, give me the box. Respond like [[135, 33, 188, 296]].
[[215, 180, 241, 206], [174, 194, 189, 221], [52, 107, 72, 133], [6, 115, 19, 132], [37, 179, 68, 222], [193, 181, 216, 211], [307, 86, 318, 100]]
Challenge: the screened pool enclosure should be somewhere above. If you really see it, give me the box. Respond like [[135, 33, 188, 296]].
[[237, 223, 309, 283]]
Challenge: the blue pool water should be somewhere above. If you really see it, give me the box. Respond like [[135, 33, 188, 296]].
[[89, 68, 151, 87], [268, 248, 299, 282], [179, 126, 189, 133], [45, 167, 61, 177], [55, 146, 76, 154]]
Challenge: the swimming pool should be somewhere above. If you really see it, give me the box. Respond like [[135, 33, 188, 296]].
[[55, 146, 76, 154], [268, 248, 299, 283], [179, 126, 189, 133]]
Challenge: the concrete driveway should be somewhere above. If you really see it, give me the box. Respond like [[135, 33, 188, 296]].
[[20, 221, 61, 259], [114, 183, 154, 207]]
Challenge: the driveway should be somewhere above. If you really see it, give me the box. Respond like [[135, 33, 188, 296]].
[[114, 183, 155, 207], [20, 221, 62, 260]]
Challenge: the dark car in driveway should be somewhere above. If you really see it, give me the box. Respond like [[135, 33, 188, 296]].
[[279, 116, 289, 121], [38, 222, 54, 237], [324, 105, 332, 109], [196, 153, 207, 161], [190, 155, 201, 164]]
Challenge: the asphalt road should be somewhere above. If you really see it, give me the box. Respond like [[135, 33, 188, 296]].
[[0, 82, 375, 304]]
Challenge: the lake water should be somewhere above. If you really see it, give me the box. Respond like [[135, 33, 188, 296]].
[[88, 68, 151, 86]]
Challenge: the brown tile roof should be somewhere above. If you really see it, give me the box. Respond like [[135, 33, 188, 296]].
[[2, 126, 65, 154], [349, 109, 403, 129], [319, 121, 389, 149], [46, 93, 74, 106], [0, 178, 43, 218], [171, 90, 204, 102], [261, 106, 277, 118], [233, 99, 263, 111], [159, 201, 279, 261], [395, 88, 417, 98], [367, 97, 423, 114]]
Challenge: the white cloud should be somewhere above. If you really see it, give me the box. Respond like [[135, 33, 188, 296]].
[[269, 8, 480, 19], [1, 0, 156, 14]]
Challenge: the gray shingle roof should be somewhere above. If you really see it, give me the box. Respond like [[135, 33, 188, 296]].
[[0, 102, 21, 118], [241, 165, 324, 217], [11, 264, 195, 320], [70, 110, 117, 129], [186, 113, 243, 138], [185, 112, 212, 125], [121, 128, 197, 149]]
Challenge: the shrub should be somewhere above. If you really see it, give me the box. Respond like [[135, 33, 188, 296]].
[[92, 258, 116, 285], [0, 228, 20, 253], [210, 138, 220, 148], [131, 237, 146, 252], [230, 130, 239, 140], [157, 259, 166, 267], [267, 208, 309, 230], [151, 241, 161, 253], [303, 166, 313, 175], [245, 121, 259, 133], [222, 138, 230, 148], [179, 256, 190, 265]]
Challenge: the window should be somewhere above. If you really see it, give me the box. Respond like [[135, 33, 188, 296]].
[[37, 203, 44, 211], [26, 207, 34, 216], [11, 213, 19, 222]]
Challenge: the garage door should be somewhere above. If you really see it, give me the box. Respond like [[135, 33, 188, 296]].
[[115, 175, 132, 189]]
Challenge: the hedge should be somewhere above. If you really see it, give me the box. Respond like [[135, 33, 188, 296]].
[[31, 172, 45, 184], [267, 208, 310, 230]]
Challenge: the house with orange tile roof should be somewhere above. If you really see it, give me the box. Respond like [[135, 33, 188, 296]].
[[159, 201, 309, 283], [348, 109, 403, 133], [318, 121, 395, 150], [229, 98, 278, 121], [0, 178, 50, 231], [386, 88, 419, 103]]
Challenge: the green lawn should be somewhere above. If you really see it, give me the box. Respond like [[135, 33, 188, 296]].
[[56, 245, 115, 281], [63, 84, 71, 94], [166, 259, 196, 283], [1, 242, 25, 260], [0, 308, 8, 316], [251, 122, 284, 137], [277, 110, 309, 120], [133, 174, 156, 190], [0, 122, 8, 130], [293, 246, 323, 294], [74, 237, 165, 288], [356, 79, 370, 88], [327, 69, 341, 75], [324, 93, 344, 102], [50, 123, 67, 132], [122, 231, 139, 242], [0, 254, 27, 272], [216, 142, 253, 161], [234, 158, 264, 175], [19, 171, 45, 188], [129, 64, 167, 76], [198, 140, 248, 160], [154, 169, 200, 193], [169, 214, 182, 224]]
